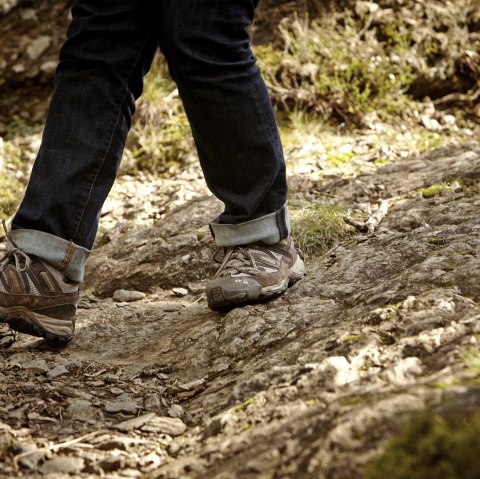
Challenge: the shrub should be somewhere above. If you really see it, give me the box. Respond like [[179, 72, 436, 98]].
[[363, 413, 480, 479], [255, 13, 415, 126]]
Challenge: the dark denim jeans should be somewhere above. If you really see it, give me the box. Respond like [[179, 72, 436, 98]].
[[11, 0, 289, 282]]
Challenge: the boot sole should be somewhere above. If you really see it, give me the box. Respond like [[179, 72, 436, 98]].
[[0, 306, 75, 343], [207, 255, 306, 311]]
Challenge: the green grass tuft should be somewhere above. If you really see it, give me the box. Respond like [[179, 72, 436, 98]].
[[291, 203, 352, 257]]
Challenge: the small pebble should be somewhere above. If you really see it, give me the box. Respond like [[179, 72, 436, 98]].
[[114, 412, 157, 432], [77, 301, 92, 309], [140, 416, 187, 436], [22, 359, 49, 374], [47, 365, 69, 379], [40, 457, 85, 475], [113, 289, 146, 302], [168, 404, 184, 418], [171, 287, 188, 297]]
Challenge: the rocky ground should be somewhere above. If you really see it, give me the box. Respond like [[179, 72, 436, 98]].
[[0, 135, 479, 478], [1, 0, 479, 477]]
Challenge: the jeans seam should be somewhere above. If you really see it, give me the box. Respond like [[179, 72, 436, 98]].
[[59, 241, 75, 271], [70, 26, 154, 245]]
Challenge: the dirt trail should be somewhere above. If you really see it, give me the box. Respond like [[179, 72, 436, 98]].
[[1, 142, 480, 478]]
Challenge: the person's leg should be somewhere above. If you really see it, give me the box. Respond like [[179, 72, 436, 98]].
[[158, 0, 305, 310], [1, 0, 158, 341], [158, 0, 290, 247], [11, 0, 158, 283]]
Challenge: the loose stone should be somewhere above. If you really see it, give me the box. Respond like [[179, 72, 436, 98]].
[[114, 412, 157, 432], [113, 289, 146, 302]]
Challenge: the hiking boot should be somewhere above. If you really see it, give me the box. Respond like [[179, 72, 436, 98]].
[[0, 232, 79, 342], [206, 236, 306, 311]]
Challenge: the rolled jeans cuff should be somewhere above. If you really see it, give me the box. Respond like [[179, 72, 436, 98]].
[[210, 205, 291, 247], [8, 229, 90, 283]]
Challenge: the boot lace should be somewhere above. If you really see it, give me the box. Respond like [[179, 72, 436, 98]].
[[213, 246, 260, 279], [0, 220, 31, 274]]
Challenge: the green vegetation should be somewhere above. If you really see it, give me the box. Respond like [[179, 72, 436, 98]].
[[4, 115, 38, 141], [0, 175, 22, 217], [363, 413, 480, 479], [326, 151, 355, 169], [291, 203, 352, 257], [253, 0, 479, 127], [446, 177, 480, 197], [426, 237, 450, 246], [418, 183, 445, 198], [128, 56, 194, 175], [338, 395, 367, 407], [414, 131, 443, 152], [341, 334, 367, 343], [255, 14, 415, 126], [431, 380, 460, 389], [235, 398, 254, 413], [304, 398, 323, 408], [462, 347, 480, 375], [431, 348, 480, 389], [418, 178, 475, 199], [373, 158, 390, 166], [131, 116, 192, 175], [0, 141, 25, 217]]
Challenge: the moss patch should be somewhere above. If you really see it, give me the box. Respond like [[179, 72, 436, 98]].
[[235, 398, 254, 413], [341, 334, 367, 343], [363, 413, 480, 479], [418, 178, 475, 199], [418, 183, 445, 198]]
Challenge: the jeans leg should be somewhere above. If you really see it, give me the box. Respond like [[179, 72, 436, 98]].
[[158, 0, 289, 246], [11, 1, 158, 281]]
